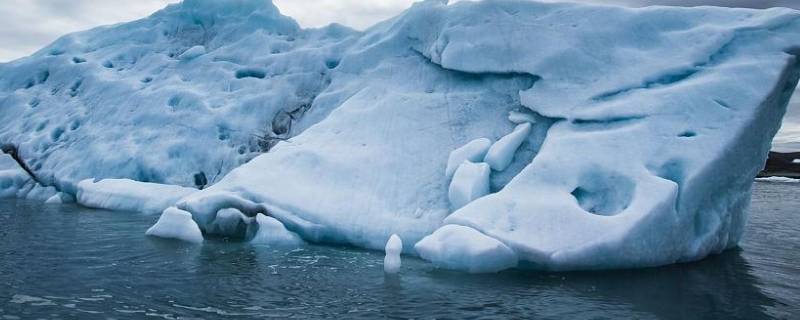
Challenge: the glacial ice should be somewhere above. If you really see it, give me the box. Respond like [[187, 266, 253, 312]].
[[384, 234, 403, 274], [1, 0, 799, 271]]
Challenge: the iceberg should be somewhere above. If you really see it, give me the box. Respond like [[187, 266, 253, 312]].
[[1, 0, 799, 271]]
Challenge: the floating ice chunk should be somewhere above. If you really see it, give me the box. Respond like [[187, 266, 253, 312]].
[[446, 138, 492, 178], [251, 214, 304, 247], [415, 225, 517, 273], [484, 123, 532, 171], [384, 234, 403, 274], [77, 179, 198, 214], [508, 110, 538, 125], [146, 207, 204, 243], [449, 161, 491, 210], [178, 45, 206, 61], [755, 176, 800, 183]]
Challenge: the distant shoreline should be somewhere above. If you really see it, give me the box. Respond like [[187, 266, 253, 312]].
[[759, 152, 800, 178]]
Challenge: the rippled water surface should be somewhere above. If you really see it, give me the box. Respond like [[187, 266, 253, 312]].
[[0, 182, 798, 319]]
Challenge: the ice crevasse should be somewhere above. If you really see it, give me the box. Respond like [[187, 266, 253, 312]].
[[0, 0, 799, 272]]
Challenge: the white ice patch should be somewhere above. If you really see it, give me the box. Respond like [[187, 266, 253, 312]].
[[484, 123, 532, 172], [415, 225, 517, 273], [146, 207, 204, 243], [446, 138, 492, 178], [448, 161, 491, 210], [77, 179, 198, 214], [384, 234, 403, 274], [251, 214, 304, 247]]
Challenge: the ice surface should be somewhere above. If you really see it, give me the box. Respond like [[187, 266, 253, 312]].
[[384, 234, 403, 274], [448, 161, 491, 210], [1, 0, 799, 271], [484, 123, 532, 172], [77, 179, 197, 214], [415, 225, 518, 273], [145, 207, 204, 243], [446, 138, 492, 178]]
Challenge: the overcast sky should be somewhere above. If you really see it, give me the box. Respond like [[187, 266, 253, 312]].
[[0, 0, 798, 149]]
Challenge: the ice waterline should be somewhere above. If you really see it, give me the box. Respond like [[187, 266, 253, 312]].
[[1, 0, 799, 272]]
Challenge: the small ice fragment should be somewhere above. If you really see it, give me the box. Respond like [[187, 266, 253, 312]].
[[146, 207, 204, 243], [446, 138, 492, 177], [384, 234, 403, 274], [449, 161, 491, 210], [484, 123, 532, 171]]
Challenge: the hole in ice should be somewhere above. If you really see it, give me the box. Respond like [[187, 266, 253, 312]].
[[235, 68, 267, 79], [237, 145, 247, 155], [325, 59, 340, 69], [36, 121, 48, 132], [141, 77, 153, 83], [571, 171, 634, 216], [102, 61, 114, 69], [168, 95, 182, 108], [217, 126, 231, 141], [49, 49, 65, 56], [37, 71, 50, 84], [72, 57, 86, 64], [678, 131, 697, 138], [51, 127, 65, 141], [272, 111, 292, 136], [69, 80, 83, 97], [69, 120, 81, 131]]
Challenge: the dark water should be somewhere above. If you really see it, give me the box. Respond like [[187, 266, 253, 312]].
[[0, 182, 798, 319]]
